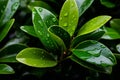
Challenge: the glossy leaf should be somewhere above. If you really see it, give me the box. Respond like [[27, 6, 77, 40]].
[[77, 15, 111, 36], [70, 55, 112, 74], [70, 40, 116, 73], [0, 0, 19, 27], [32, 7, 66, 53], [49, 25, 70, 48], [59, 0, 79, 36], [116, 44, 120, 53], [110, 19, 120, 33], [75, 0, 94, 17], [100, 0, 116, 8], [0, 44, 27, 63], [0, 64, 14, 74], [0, 19, 14, 42], [102, 27, 120, 40], [71, 29, 105, 48], [16, 48, 57, 68], [20, 26, 37, 37], [28, 1, 54, 13]]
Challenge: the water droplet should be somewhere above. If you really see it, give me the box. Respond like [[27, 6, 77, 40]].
[[38, 21, 44, 26], [88, 49, 101, 57], [71, 3, 74, 7], [64, 13, 68, 17], [90, 40, 97, 44], [60, 17, 62, 21], [63, 23, 67, 27], [47, 34, 50, 37], [39, 8, 43, 12], [52, 18, 56, 22], [100, 45, 105, 48], [11, 2, 19, 11], [38, 31, 42, 35]]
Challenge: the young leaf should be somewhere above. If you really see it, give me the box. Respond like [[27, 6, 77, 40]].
[[71, 29, 105, 48], [110, 19, 120, 33], [75, 0, 94, 17], [0, 64, 15, 74], [0, 19, 14, 42], [20, 26, 37, 37], [32, 7, 66, 53], [49, 25, 70, 48], [59, 0, 79, 36], [16, 48, 57, 68], [70, 40, 116, 73], [0, 0, 19, 27], [77, 15, 111, 36], [0, 44, 27, 63], [102, 27, 120, 40]]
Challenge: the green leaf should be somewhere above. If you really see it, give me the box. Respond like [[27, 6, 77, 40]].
[[28, 1, 54, 13], [70, 55, 112, 74], [49, 25, 70, 48], [102, 27, 120, 40], [100, 0, 116, 8], [71, 29, 105, 48], [116, 44, 120, 53], [0, 0, 19, 27], [77, 15, 111, 36], [59, 0, 79, 36], [0, 44, 27, 63], [16, 48, 57, 68], [0, 64, 15, 74], [20, 26, 37, 37], [32, 7, 66, 53], [70, 40, 116, 73], [110, 19, 120, 33], [0, 0, 8, 18], [0, 19, 15, 42], [75, 0, 94, 17]]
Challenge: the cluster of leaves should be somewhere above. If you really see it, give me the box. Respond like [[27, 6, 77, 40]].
[[1, 0, 120, 80]]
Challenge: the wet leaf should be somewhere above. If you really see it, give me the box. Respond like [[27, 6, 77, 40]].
[[70, 40, 116, 73], [75, 0, 94, 17], [16, 48, 57, 68], [110, 19, 120, 33], [102, 27, 120, 40], [0, 64, 14, 74], [77, 15, 111, 36], [32, 7, 66, 53], [20, 26, 37, 37], [71, 29, 105, 48], [59, 0, 79, 36], [0, 44, 27, 63], [49, 25, 70, 48], [28, 1, 54, 13], [0, 0, 19, 27], [0, 19, 14, 42]]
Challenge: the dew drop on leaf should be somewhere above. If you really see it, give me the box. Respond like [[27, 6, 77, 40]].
[[63, 23, 68, 27], [38, 8, 43, 12], [38, 21, 44, 26], [52, 18, 56, 22], [64, 13, 68, 17], [11, 2, 19, 11]]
